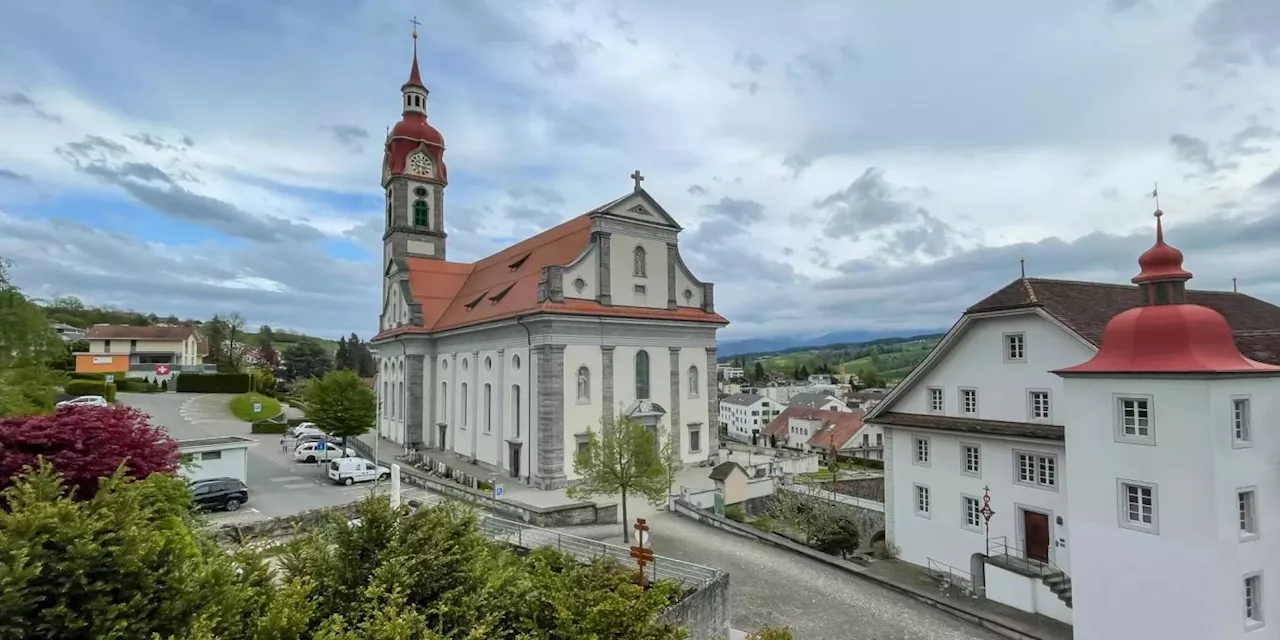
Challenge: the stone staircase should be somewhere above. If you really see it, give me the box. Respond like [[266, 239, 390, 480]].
[[1042, 571, 1072, 608]]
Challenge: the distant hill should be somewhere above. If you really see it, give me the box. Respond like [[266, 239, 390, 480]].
[[721, 332, 945, 384], [718, 328, 946, 358], [37, 297, 340, 351]]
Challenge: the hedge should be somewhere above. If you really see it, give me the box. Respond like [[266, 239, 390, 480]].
[[70, 371, 127, 382], [175, 373, 251, 393], [115, 378, 161, 393], [251, 418, 288, 434], [64, 380, 117, 403]]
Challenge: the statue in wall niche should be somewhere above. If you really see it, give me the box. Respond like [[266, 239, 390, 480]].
[[688, 365, 698, 395], [577, 366, 590, 401], [633, 246, 647, 277]]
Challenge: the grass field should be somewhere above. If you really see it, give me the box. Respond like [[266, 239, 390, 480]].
[[229, 392, 282, 422]]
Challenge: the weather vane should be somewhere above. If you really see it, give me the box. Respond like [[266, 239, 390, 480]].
[[1149, 182, 1160, 210]]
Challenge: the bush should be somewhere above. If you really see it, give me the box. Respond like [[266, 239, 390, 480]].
[[64, 380, 116, 402], [251, 419, 287, 434], [749, 627, 795, 640], [68, 371, 126, 382], [160, 378, 168, 391], [752, 515, 775, 532], [114, 378, 160, 393], [724, 505, 746, 522], [228, 393, 281, 422], [174, 373, 250, 393]]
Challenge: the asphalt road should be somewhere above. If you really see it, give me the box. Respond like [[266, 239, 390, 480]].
[[561, 514, 1000, 640], [121, 392, 428, 523]]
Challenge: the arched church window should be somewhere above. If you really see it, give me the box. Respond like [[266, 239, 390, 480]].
[[635, 350, 650, 400], [633, 246, 647, 277], [386, 198, 392, 227], [413, 200, 429, 227]]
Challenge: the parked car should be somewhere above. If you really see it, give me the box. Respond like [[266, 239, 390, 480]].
[[287, 421, 318, 437], [56, 395, 109, 409], [293, 441, 356, 463], [294, 433, 341, 448], [291, 425, 326, 439], [189, 477, 249, 512], [327, 458, 390, 485]]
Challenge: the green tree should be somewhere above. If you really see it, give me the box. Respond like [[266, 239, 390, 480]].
[[334, 336, 353, 370], [283, 338, 331, 380], [0, 258, 63, 417], [753, 361, 766, 382], [567, 415, 672, 541], [0, 463, 312, 639], [350, 333, 376, 377], [305, 369, 376, 450], [258, 324, 275, 346]]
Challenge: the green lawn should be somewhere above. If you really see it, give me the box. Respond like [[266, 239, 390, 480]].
[[229, 392, 281, 422]]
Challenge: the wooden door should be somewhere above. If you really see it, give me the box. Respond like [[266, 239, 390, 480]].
[[1022, 510, 1051, 563]]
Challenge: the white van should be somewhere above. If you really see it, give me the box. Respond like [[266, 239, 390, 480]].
[[327, 457, 389, 485], [293, 441, 355, 463]]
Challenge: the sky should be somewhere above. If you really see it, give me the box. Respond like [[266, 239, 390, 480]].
[[2, 0, 1280, 343]]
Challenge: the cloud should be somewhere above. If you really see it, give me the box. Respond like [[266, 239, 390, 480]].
[[0, 168, 31, 183], [4, 1, 1280, 343]]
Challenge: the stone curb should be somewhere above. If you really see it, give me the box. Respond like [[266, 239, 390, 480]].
[[670, 500, 1060, 640]]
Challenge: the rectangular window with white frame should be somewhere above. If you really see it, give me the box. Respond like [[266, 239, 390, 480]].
[[1233, 397, 1252, 448], [1239, 487, 1259, 541], [1004, 332, 1026, 361], [1115, 395, 1155, 445], [914, 484, 931, 518], [1014, 450, 1058, 490], [1117, 479, 1159, 534], [912, 436, 931, 467], [961, 442, 981, 478], [1028, 390, 1051, 421], [960, 388, 978, 415], [962, 495, 982, 532], [928, 387, 944, 413], [1245, 572, 1264, 629]]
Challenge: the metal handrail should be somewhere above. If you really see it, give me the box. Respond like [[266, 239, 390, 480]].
[[985, 535, 1066, 576], [477, 515, 722, 589], [927, 558, 974, 591]]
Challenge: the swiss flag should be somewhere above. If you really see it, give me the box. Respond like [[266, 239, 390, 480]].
[[154, 364, 171, 376]]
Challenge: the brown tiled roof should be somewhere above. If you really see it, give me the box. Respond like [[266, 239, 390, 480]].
[[375, 202, 726, 340], [763, 406, 867, 449], [709, 461, 747, 482], [85, 325, 196, 341], [873, 411, 1064, 441], [968, 278, 1280, 364]]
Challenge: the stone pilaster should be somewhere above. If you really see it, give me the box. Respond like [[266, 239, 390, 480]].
[[405, 354, 425, 446], [601, 345, 615, 428], [426, 355, 438, 448], [706, 347, 719, 453], [597, 232, 612, 306], [470, 350, 480, 460], [534, 344, 567, 489], [448, 353, 458, 455], [669, 346, 683, 466], [666, 243, 678, 310], [496, 349, 506, 469]]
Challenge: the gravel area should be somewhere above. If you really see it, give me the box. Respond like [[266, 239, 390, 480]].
[[564, 512, 1001, 640]]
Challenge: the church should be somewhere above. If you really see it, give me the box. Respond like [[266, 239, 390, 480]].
[[370, 32, 728, 490]]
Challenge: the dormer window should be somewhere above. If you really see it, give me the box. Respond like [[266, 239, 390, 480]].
[[464, 292, 487, 311], [490, 283, 515, 304], [509, 253, 531, 271]]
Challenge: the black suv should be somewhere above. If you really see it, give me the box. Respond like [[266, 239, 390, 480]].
[[190, 477, 249, 512]]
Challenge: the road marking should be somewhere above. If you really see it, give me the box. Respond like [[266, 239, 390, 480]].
[[280, 482, 316, 490], [269, 476, 307, 483]]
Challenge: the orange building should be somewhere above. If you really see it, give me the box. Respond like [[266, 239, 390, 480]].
[[74, 325, 210, 380]]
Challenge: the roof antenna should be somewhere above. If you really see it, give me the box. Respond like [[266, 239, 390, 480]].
[[1019, 257, 1026, 279], [1233, 277, 1238, 293]]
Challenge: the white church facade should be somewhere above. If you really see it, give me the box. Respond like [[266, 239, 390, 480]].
[[370, 32, 727, 490], [868, 211, 1280, 636]]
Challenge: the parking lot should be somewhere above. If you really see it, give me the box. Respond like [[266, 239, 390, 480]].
[[121, 392, 432, 523]]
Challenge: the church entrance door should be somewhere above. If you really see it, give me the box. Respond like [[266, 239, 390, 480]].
[[508, 443, 521, 478]]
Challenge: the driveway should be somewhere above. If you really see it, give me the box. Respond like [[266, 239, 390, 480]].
[[121, 392, 429, 522], [562, 513, 1000, 640]]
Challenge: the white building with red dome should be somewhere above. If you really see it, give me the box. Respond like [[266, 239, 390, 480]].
[[371, 31, 727, 489], [865, 210, 1280, 633]]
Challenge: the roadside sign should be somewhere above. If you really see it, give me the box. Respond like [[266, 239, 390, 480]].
[[494, 484, 504, 499], [104, 374, 115, 384], [154, 364, 170, 376], [316, 441, 326, 450], [252, 402, 262, 413], [633, 529, 650, 546]]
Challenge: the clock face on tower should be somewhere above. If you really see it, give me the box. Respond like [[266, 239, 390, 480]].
[[408, 152, 432, 177]]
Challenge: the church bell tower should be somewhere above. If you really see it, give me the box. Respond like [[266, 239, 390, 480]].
[[382, 23, 447, 268]]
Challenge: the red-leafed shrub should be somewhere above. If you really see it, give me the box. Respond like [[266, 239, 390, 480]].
[[0, 405, 179, 498]]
